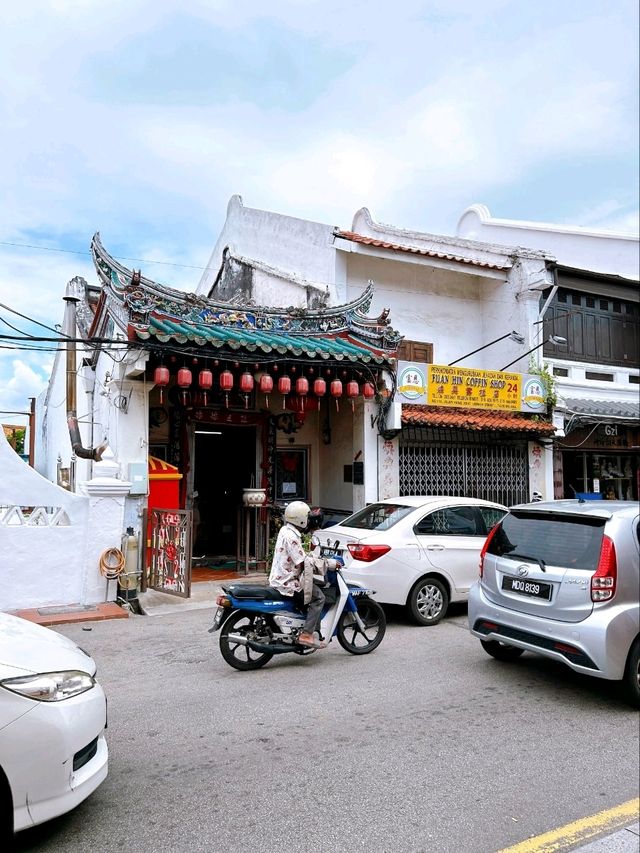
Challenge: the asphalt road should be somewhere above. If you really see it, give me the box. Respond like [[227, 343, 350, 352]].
[[14, 603, 639, 853]]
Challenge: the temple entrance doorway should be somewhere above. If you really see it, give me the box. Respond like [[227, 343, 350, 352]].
[[192, 425, 256, 564]]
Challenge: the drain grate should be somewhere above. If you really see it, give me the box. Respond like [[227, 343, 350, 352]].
[[36, 604, 99, 616]]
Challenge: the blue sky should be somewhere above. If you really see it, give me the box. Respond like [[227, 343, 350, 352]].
[[1, 0, 638, 426]]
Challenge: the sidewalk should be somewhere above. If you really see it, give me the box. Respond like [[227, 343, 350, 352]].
[[12, 601, 129, 627], [11, 573, 269, 626], [573, 821, 639, 852], [137, 573, 267, 617]]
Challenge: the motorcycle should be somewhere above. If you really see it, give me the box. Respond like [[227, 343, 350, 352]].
[[209, 554, 386, 670]]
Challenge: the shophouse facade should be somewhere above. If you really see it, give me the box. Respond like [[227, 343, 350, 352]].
[[198, 196, 558, 511], [457, 204, 639, 502]]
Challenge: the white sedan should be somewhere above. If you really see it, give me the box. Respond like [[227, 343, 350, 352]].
[[314, 496, 507, 625], [0, 613, 108, 837]]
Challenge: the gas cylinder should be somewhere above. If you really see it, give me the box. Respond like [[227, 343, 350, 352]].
[[119, 527, 139, 595]]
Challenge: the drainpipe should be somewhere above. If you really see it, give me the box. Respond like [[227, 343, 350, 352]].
[[63, 280, 107, 462]]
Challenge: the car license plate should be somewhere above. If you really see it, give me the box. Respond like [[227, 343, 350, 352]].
[[502, 575, 552, 600], [320, 546, 343, 558]]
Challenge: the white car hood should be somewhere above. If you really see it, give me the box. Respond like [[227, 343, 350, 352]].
[[0, 613, 95, 678]]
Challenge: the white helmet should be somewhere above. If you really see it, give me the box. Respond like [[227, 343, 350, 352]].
[[284, 500, 310, 530]]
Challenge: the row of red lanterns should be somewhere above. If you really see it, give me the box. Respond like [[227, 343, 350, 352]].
[[153, 364, 376, 410]]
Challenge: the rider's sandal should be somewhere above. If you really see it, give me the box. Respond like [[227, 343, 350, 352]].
[[298, 632, 326, 649]]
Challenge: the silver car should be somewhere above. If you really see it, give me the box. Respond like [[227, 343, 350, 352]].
[[468, 500, 639, 707]]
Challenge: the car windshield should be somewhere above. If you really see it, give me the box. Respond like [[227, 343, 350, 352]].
[[488, 511, 606, 571], [340, 503, 415, 531]]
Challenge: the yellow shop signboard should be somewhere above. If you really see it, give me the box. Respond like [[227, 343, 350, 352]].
[[397, 362, 547, 412]]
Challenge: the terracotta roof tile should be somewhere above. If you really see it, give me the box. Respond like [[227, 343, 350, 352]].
[[402, 404, 555, 434], [336, 231, 510, 271]]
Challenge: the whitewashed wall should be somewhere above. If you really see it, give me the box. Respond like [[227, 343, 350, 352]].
[[458, 204, 639, 280], [198, 195, 339, 296], [0, 430, 90, 611]]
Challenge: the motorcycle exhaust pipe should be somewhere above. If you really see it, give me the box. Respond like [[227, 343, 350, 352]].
[[226, 633, 294, 655]]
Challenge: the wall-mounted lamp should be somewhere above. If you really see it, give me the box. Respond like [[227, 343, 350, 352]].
[[448, 330, 524, 366], [500, 335, 567, 371]]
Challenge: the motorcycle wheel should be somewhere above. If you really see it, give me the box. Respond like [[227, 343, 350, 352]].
[[219, 610, 274, 671], [337, 597, 386, 655]]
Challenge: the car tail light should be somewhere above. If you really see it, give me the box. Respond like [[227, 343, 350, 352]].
[[479, 522, 502, 578], [347, 543, 391, 562], [591, 535, 617, 602]]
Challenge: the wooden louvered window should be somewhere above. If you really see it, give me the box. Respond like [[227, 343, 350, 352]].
[[398, 340, 433, 364], [543, 287, 639, 368]]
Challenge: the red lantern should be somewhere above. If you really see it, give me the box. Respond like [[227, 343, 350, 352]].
[[240, 370, 254, 409], [313, 377, 326, 397], [198, 368, 213, 406], [177, 367, 192, 387], [154, 365, 169, 403], [219, 370, 233, 391], [177, 367, 192, 404], [330, 378, 342, 411], [296, 376, 309, 412], [278, 375, 291, 409], [219, 369, 233, 408], [259, 373, 273, 407], [362, 381, 376, 400], [240, 371, 254, 393], [313, 378, 327, 407], [346, 380, 359, 411]]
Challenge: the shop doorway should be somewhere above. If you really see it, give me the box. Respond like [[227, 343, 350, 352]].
[[192, 426, 257, 562]]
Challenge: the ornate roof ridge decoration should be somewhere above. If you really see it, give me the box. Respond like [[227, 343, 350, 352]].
[[90, 234, 401, 358]]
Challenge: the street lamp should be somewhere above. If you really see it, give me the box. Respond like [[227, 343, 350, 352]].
[[448, 330, 525, 366], [500, 335, 567, 371]]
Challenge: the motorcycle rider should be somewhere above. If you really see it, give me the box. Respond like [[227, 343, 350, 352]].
[[268, 500, 326, 649]]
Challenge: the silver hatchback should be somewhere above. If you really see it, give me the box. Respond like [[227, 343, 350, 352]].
[[468, 500, 640, 707]]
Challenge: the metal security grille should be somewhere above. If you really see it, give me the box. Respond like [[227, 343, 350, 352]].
[[400, 441, 528, 506], [148, 508, 192, 598]]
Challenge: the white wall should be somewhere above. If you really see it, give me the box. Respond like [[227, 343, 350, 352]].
[[0, 430, 89, 611], [317, 401, 354, 512], [457, 204, 639, 280], [198, 195, 338, 296], [344, 252, 539, 370]]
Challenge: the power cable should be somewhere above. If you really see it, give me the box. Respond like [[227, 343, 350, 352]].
[[0, 240, 213, 272], [0, 301, 71, 337]]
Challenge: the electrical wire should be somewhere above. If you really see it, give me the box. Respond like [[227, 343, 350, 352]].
[[0, 239, 214, 272], [0, 301, 71, 337]]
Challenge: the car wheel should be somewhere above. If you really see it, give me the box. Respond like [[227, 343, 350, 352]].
[[0, 767, 13, 844], [407, 577, 449, 625], [480, 639, 525, 662], [622, 638, 640, 709]]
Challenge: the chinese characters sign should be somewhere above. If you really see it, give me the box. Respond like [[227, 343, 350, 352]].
[[397, 362, 546, 413], [428, 364, 522, 410]]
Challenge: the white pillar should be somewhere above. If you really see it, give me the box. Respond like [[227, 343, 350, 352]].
[[80, 449, 132, 603]]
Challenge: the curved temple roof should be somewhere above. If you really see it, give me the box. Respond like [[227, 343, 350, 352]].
[[91, 234, 400, 364]]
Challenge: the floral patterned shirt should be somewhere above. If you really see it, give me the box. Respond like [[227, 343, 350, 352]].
[[269, 523, 306, 596]]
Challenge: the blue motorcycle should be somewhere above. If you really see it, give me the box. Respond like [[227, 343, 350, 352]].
[[209, 556, 386, 671]]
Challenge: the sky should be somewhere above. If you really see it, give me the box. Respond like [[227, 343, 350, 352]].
[[1, 0, 638, 427]]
